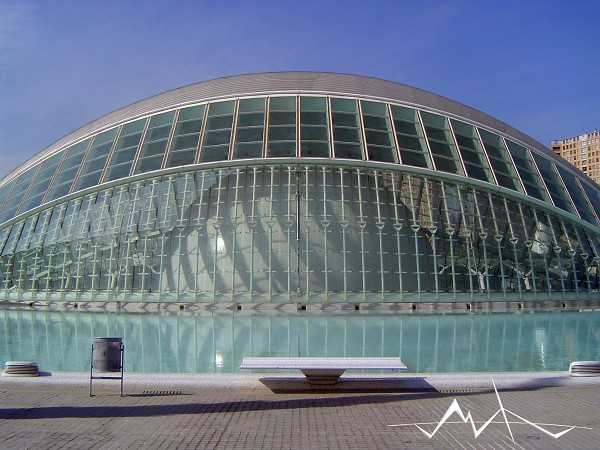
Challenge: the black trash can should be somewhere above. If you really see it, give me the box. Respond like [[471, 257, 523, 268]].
[[92, 337, 123, 372]]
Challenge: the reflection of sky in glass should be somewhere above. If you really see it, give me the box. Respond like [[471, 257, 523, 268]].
[[1, 308, 598, 374]]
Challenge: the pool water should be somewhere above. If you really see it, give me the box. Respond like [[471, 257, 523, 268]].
[[1, 307, 599, 373]]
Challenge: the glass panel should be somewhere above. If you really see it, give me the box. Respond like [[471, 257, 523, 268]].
[[421, 111, 462, 175], [200, 101, 234, 163], [166, 105, 205, 168], [391, 105, 431, 169], [0, 179, 17, 213], [134, 111, 175, 174], [531, 152, 575, 214], [331, 98, 363, 159], [505, 140, 548, 202], [450, 119, 492, 182], [267, 96, 296, 158], [300, 96, 330, 158], [17, 152, 63, 214], [580, 181, 600, 222], [44, 139, 91, 202], [73, 128, 117, 191], [556, 166, 598, 225], [0, 165, 38, 223], [478, 129, 522, 192], [361, 101, 396, 163], [103, 118, 146, 183], [233, 98, 265, 160]]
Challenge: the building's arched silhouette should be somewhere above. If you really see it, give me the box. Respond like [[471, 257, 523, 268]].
[[0, 72, 598, 305]]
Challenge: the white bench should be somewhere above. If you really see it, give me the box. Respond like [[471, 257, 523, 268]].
[[240, 357, 407, 384]]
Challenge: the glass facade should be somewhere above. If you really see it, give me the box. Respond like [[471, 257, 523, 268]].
[[0, 82, 599, 305]]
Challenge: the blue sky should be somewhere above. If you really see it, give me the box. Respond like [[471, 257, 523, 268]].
[[1, 0, 599, 179]]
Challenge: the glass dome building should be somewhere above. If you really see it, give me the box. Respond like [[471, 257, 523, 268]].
[[0, 72, 599, 306]]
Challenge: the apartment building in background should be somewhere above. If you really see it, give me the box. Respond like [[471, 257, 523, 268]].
[[551, 130, 600, 184]]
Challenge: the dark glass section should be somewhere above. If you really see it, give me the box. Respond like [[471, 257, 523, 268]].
[[166, 105, 204, 168], [200, 101, 234, 163], [450, 119, 492, 183], [17, 152, 63, 214], [103, 119, 146, 183], [391, 105, 432, 169], [505, 140, 548, 202], [331, 98, 363, 159], [300, 96, 330, 158], [580, 181, 600, 222], [267, 96, 296, 158], [0, 165, 38, 223], [361, 101, 396, 163], [134, 111, 176, 174], [531, 152, 575, 214], [234, 98, 265, 159], [73, 128, 118, 191], [45, 139, 91, 202], [556, 166, 598, 225], [421, 111, 462, 175]]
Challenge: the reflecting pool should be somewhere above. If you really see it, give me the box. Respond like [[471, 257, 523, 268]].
[[1, 307, 599, 373]]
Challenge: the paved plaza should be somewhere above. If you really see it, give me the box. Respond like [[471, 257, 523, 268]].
[[1, 372, 599, 449]]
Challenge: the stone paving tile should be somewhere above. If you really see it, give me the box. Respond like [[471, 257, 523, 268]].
[[1, 385, 599, 449]]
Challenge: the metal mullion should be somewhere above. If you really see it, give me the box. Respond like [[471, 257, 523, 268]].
[[286, 166, 294, 294], [249, 167, 259, 297], [326, 97, 335, 159], [266, 166, 275, 296], [526, 148, 554, 204], [303, 166, 311, 295], [355, 168, 367, 296], [160, 110, 180, 170], [0, 177, 19, 212], [502, 197, 523, 297], [440, 182, 459, 297], [575, 177, 600, 224], [517, 202, 537, 298], [498, 136, 527, 194], [387, 104, 402, 165], [487, 192, 507, 298], [98, 125, 124, 184], [194, 104, 210, 165], [446, 119, 468, 177], [575, 179, 600, 225], [546, 215, 567, 296], [373, 170, 386, 296], [560, 219, 580, 295], [406, 175, 423, 297], [67, 136, 96, 195], [230, 168, 242, 298], [338, 167, 348, 294], [357, 100, 368, 161], [390, 172, 404, 297], [416, 110, 437, 171], [424, 179, 440, 297], [263, 98, 271, 159], [574, 229, 594, 293], [457, 187, 476, 297], [474, 127, 499, 186], [13, 164, 43, 218], [296, 96, 300, 158], [129, 117, 152, 177], [552, 161, 581, 219], [531, 208, 552, 296], [228, 99, 240, 161]]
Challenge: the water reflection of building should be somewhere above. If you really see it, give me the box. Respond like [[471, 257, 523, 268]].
[[1, 309, 598, 373], [0, 73, 599, 305]]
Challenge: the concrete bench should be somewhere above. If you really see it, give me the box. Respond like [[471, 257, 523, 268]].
[[240, 357, 407, 384]]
